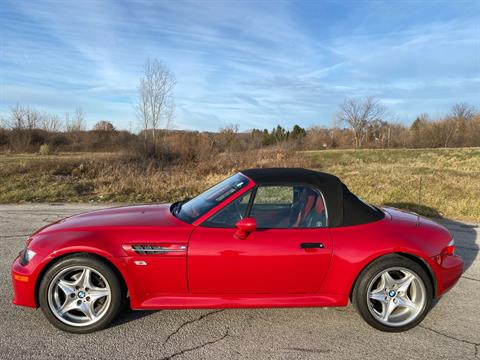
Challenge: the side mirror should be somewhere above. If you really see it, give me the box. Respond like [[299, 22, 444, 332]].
[[234, 217, 256, 239]]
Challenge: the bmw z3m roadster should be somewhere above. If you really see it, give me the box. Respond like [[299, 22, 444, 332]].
[[12, 168, 463, 333]]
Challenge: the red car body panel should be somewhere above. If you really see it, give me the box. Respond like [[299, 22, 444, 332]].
[[12, 174, 463, 311], [188, 227, 333, 294]]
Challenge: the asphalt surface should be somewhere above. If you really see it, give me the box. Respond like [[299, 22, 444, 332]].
[[1, 203, 479, 360]]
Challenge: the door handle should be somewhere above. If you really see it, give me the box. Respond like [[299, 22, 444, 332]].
[[300, 242, 324, 249]]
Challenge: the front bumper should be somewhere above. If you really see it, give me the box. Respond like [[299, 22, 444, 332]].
[[433, 253, 463, 297], [11, 256, 38, 308]]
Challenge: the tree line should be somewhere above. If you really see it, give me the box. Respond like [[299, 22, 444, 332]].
[[0, 99, 478, 155], [1, 58, 478, 159]]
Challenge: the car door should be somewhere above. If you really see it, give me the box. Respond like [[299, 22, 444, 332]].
[[187, 184, 333, 294]]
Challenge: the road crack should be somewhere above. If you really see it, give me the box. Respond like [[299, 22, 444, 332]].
[[461, 275, 480, 282], [419, 325, 480, 358], [163, 309, 224, 345], [160, 328, 229, 360], [283, 347, 330, 354]]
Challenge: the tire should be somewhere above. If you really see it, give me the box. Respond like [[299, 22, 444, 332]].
[[352, 254, 433, 332], [39, 254, 124, 333]]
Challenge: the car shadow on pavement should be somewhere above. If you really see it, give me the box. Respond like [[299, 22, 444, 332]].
[[384, 202, 478, 273], [111, 308, 158, 327]]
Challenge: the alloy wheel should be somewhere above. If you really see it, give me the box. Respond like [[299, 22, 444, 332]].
[[47, 266, 111, 327], [366, 267, 427, 327]]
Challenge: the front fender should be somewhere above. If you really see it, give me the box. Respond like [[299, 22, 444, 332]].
[[12, 231, 139, 308]]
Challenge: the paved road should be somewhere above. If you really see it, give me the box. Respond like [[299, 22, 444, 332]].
[[1, 204, 479, 360]]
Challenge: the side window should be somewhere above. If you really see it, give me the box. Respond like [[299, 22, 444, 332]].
[[253, 186, 293, 205], [201, 190, 252, 228], [250, 185, 327, 228]]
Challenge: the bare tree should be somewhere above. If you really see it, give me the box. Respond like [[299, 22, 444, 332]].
[[135, 59, 175, 154], [4, 104, 41, 151], [64, 107, 85, 146], [74, 107, 86, 130], [41, 113, 63, 132], [5, 104, 27, 129], [338, 97, 387, 148], [4, 104, 41, 130], [219, 124, 239, 151], [330, 113, 342, 147], [24, 108, 41, 130], [136, 77, 151, 150], [66, 107, 86, 132], [451, 103, 476, 121]]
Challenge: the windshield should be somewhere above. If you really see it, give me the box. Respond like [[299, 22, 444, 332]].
[[172, 173, 250, 223]]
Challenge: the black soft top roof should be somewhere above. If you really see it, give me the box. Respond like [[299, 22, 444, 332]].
[[240, 168, 384, 227]]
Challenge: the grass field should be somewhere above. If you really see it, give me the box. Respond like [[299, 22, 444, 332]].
[[0, 148, 479, 222], [308, 148, 480, 221]]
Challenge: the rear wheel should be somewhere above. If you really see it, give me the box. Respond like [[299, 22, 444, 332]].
[[352, 255, 433, 332], [39, 255, 123, 333]]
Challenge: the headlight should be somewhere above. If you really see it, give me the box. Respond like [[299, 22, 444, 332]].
[[19, 248, 36, 266]]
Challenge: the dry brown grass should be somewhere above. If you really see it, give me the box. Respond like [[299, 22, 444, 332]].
[[0, 148, 479, 222], [307, 148, 480, 221], [0, 149, 310, 203]]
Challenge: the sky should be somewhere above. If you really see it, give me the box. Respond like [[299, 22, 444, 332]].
[[0, 0, 479, 132]]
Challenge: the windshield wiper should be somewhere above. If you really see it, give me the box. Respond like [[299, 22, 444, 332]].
[[171, 198, 191, 217], [170, 201, 182, 216]]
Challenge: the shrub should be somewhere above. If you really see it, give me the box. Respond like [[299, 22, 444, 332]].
[[39, 143, 52, 155]]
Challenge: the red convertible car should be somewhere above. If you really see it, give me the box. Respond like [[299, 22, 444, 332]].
[[11, 168, 463, 333]]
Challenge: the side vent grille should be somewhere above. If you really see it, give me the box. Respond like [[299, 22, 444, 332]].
[[131, 245, 186, 254]]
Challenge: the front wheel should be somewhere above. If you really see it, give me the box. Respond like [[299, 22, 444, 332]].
[[352, 255, 433, 332], [39, 255, 123, 333]]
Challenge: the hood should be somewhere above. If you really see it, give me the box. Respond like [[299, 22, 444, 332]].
[[33, 204, 189, 235]]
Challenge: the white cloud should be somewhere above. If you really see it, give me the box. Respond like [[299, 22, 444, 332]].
[[1, 0, 479, 130]]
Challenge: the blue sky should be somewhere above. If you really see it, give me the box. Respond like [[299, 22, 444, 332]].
[[1, 0, 479, 131]]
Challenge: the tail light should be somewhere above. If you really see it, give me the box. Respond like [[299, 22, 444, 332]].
[[443, 238, 455, 255]]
